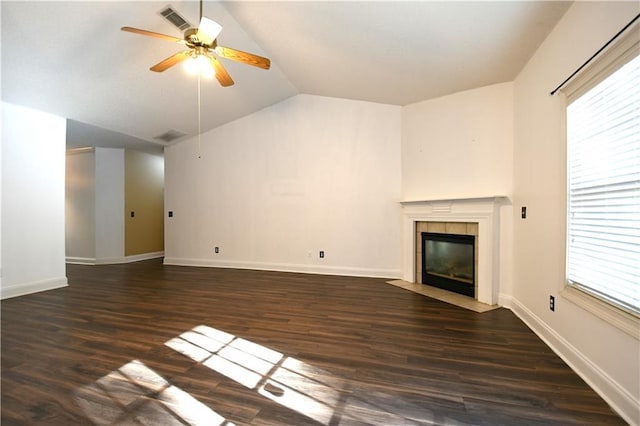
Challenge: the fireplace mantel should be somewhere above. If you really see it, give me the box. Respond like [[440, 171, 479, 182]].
[[400, 195, 509, 205], [400, 196, 509, 305]]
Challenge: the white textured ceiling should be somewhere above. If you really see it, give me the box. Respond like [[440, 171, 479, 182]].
[[1, 1, 572, 152]]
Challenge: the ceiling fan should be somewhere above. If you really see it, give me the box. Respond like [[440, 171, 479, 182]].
[[121, 0, 270, 87]]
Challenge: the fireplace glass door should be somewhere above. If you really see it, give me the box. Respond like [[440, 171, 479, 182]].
[[422, 232, 475, 297]]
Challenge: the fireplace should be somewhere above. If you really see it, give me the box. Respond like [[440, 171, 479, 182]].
[[401, 196, 508, 305], [422, 232, 475, 297]]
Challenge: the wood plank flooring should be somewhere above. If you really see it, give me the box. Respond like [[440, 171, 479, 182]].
[[1, 260, 625, 425]]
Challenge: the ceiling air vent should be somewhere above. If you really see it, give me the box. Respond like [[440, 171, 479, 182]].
[[154, 129, 187, 143], [159, 6, 191, 31]]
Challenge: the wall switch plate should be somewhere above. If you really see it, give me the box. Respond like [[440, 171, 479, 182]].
[[130, 211, 135, 218], [319, 250, 325, 258], [214, 247, 219, 254], [168, 211, 173, 218], [549, 295, 555, 311], [521, 206, 527, 219]]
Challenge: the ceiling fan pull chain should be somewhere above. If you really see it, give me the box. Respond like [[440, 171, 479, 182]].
[[197, 73, 202, 159]]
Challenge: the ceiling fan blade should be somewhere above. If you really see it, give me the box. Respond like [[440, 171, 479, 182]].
[[208, 56, 234, 87], [214, 46, 271, 70], [196, 17, 223, 46], [151, 51, 191, 72], [121, 27, 186, 44]]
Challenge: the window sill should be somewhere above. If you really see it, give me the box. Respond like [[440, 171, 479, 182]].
[[561, 286, 639, 340]]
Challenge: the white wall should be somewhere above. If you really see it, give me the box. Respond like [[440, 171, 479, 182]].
[[1, 102, 67, 298], [165, 94, 402, 277], [401, 82, 515, 298], [511, 3, 639, 423], [94, 147, 125, 262], [66, 149, 96, 260], [402, 82, 514, 201]]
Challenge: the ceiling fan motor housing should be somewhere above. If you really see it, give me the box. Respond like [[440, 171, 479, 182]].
[[184, 28, 218, 49], [184, 28, 199, 43]]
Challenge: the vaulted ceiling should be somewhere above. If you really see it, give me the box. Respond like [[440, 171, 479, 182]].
[[1, 1, 572, 154]]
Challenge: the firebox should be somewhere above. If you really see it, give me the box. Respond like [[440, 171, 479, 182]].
[[421, 232, 475, 297]]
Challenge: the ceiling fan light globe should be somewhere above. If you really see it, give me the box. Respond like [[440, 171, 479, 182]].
[[184, 54, 216, 78], [196, 55, 216, 78], [184, 55, 200, 75], [201, 65, 216, 79]]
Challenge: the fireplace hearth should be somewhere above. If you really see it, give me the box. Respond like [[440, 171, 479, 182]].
[[422, 232, 475, 297]]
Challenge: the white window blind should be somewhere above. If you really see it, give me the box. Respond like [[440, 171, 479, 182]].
[[566, 52, 640, 315]]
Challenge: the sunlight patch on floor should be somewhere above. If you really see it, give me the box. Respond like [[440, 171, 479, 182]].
[[258, 379, 335, 424], [74, 324, 436, 425], [159, 384, 226, 425], [204, 354, 264, 389], [165, 337, 211, 362], [163, 325, 435, 425], [219, 345, 278, 376], [74, 359, 232, 426]]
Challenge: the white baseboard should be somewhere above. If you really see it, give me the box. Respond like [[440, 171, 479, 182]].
[[1, 276, 68, 300], [66, 257, 97, 265], [67, 252, 164, 265], [498, 292, 513, 308], [163, 257, 402, 279], [123, 251, 164, 263], [507, 296, 639, 425]]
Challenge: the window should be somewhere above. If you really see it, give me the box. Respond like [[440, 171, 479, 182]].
[[565, 34, 639, 318]]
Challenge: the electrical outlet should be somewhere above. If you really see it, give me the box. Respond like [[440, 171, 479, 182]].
[[549, 295, 555, 311], [168, 211, 173, 218], [319, 250, 325, 258], [214, 247, 219, 254], [521, 206, 527, 219], [130, 211, 135, 218]]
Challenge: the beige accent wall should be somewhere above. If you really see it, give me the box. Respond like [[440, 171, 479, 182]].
[[124, 150, 164, 256]]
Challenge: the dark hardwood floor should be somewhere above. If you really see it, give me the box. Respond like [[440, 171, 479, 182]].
[[1, 260, 625, 425]]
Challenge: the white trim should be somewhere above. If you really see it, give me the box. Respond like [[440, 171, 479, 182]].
[[163, 257, 402, 279], [66, 251, 164, 265], [563, 19, 639, 103], [66, 147, 95, 155], [66, 257, 97, 265], [95, 257, 126, 265], [508, 296, 639, 425], [401, 195, 509, 205], [0, 276, 68, 300], [561, 286, 640, 340], [123, 251, 164, 263], [498, 292, 514, 309]]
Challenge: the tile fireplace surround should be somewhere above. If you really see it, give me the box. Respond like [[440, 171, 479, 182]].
[[400, 197, 508, 306]]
